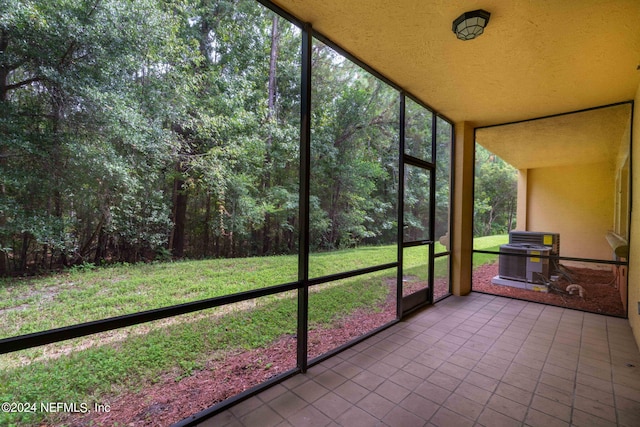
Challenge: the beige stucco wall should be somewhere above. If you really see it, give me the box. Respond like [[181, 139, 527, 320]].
[[629, 87, 640, 348], [525, 162, 615, 260], [516, 169, 528, 230], [452, 122, 474, 296]]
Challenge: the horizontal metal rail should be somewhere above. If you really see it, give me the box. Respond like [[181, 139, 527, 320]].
[[308, 262, 398, 287], [0, 261, 400, 355], [472, 249, 628, 266], [0, 281, 299, 355]]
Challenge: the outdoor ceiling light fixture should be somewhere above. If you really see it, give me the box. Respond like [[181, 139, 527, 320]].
[[452, 9, 491, 40]]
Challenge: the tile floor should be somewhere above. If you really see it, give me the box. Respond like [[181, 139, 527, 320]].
[[198, 292, 640, 426]]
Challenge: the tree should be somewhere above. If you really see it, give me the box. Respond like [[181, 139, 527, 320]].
[[0, 0, 451, 275], [310, 43, 398, 250], [474, 145, 517, 236], [0, 0, 193, 271]]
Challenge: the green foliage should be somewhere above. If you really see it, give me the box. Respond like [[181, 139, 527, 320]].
[[1, 0, 451, 274], [474, 145, 518, 237]]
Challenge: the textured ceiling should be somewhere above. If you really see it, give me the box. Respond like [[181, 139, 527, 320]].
[[475, 104, 632, 169], [272, 0, 640, 127]]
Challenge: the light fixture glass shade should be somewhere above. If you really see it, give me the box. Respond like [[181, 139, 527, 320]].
[[452, 9, 491, 40]]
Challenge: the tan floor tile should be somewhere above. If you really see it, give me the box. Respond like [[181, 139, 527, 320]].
[[428, 370, 462, 391], [462, 338, 493, 353], [259, 383, 289, 403], [313, 370, 347, 390], [399, 393, 439, 420], [335, 406, 381, 427], [494, 382, 533, 406], [501, 370, 538, 393], [486, 394, 528, 422], [480, 353, 509, 369], [197, 410, 237, 427], [375, 379, 411, 403], [268, 391, 308, 418], [449, 328, 474, 341], [426, 345, 458, 360], [612, 368, 640, 390], [530, 394, 571, 422], [356, 392, 394, 419], [472, 361, 507, 380], [430, 407, 474, 427], [441, 333, 468, 346], [286, 404, 332, 427], [239, 404, 284, 427], [414, 379, 451, 404], [392, 344, 421, 360], [576, 372, 613, 393], [455, 380, 492, 405], [292, 379, 330, 403], [534, 382, 572, 406], [388, 369, 423, 391], [571, 409, 617, 427], [229, 396, 263, 418], [443, 392, 483, 420], [573, 394, 617, 422], [401, 359, 435, 379], [351, 369, 386, 391], [512, 353, 544, 370], [312, 392, 351, 419], [347, 352, 378, 369], [334, 379, 369, 403], [476, 407, 521, 427], [366, 360, 398, 378], [454, 346, 485, 361], [282, 374, 310, 390], [447, 353, 477, 370], [615, 395, 640, 427], [578, 360, 612, 380], [464, 370, 499, 392], [332, 360, 363, 379], [485, 346, 518, 363], [438, 361, 469, 380], [516, 347, 548, 362], [544, 356, 578, 373], [542, 361, 576, 380], [575, 381, 614, 406], [505, 361, 541, 380], [523, 408, 569, 427], [434, 338, 463, 353], [380, 352, 411, 369], [382, 405, 426, 427], [539, 372, 574, 393]]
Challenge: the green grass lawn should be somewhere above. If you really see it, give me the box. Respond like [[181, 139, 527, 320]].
[[472, 234, 508, 266], [0, 241, 454, 425]]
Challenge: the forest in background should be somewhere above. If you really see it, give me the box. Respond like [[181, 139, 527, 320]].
[[0, 0, 454, 276], [474, 145, 518, 237]]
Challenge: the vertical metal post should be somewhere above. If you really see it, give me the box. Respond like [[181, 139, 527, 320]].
[[297, 23, 312, 373], [447, 120, 456, 295], [397, 93, 405, 318], [626, 101, 634, 314], [428, 114, 437, 303]]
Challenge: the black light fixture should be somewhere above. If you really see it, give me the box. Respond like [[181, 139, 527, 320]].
[[452, 9, 491, 41]]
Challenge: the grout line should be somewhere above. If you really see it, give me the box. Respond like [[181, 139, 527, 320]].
[[606, 314, 620, 427]]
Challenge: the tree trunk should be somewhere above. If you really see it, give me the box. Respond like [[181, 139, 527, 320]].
[[261, 15, 280, 255], [170, 175, 187, 258], [203, 193, 211, 257], [20, 233, 29, 273], [0, 30, 9, 102]]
